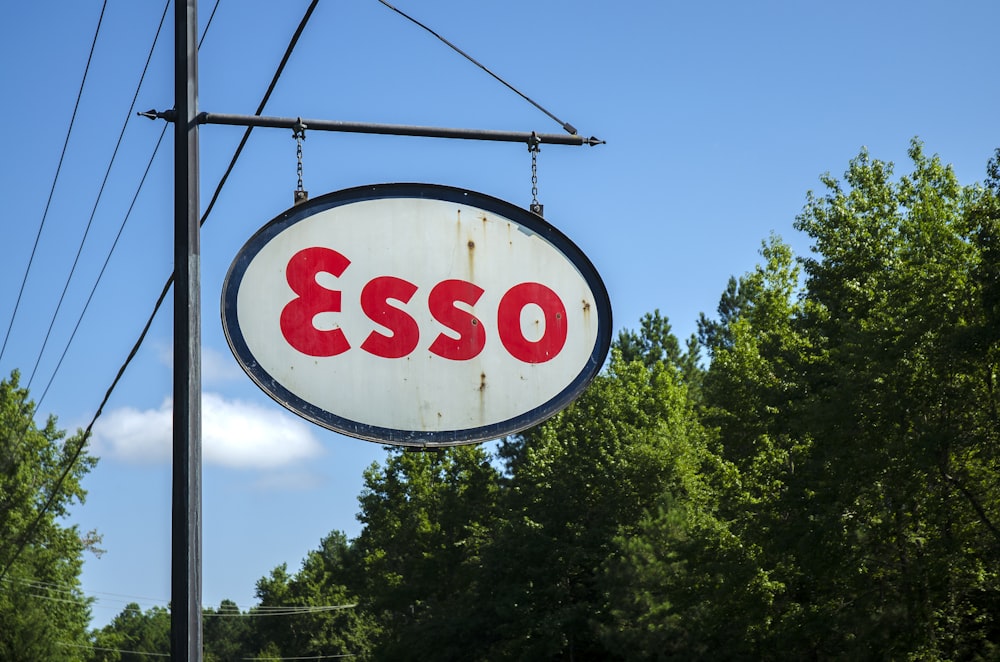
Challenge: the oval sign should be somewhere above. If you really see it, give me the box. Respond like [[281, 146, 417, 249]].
[[222, 183, 611, 446]]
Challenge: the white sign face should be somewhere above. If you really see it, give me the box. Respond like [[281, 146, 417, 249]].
[[222, 183, 611, 446]]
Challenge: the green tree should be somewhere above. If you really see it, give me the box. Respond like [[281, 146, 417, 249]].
[[640, 141, 1000, 659], [604, 239, 805, 660], [602, 142, 1000, 659], [94, 599, 262, 660], [203, 599, 252, 662], [0, 371, 96, 661], [603, 490, 776, 661], [252, 532, 377, 660], [779, 141, 999, 658], [352, 445, 499, 660], [697, 276, 751, 357], [477, 328, 710, 660], [90, 603, 170, 661], [618, 309, 703, 398], [616, 310, 683, 369]]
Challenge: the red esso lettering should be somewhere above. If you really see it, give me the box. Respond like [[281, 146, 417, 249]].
[[427, 280, 487, 360], [497, 282, 568, 364], [360, 276, 420, 358], [278, 247, 566, 363], [279, 247, 351, 357]]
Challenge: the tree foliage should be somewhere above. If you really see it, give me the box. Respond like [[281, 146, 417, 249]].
[[351, 444, 500, 660], [657, 140, 1000, 659], [90, 603, 170, 662], [251, 531, 377, 660], [0, 371, 95, 661]]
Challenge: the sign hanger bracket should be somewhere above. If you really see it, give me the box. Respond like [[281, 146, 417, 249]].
[[140, 109, 605, 147]]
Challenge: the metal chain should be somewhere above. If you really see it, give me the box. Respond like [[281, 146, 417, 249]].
[[296, 138, 304, 190], [293, 118, 308, 205], [528, 132, 542, 216]]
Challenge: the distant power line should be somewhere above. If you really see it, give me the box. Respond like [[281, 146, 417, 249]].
[[26, 0, 171, 394], [34, 0, 226, 408], [34, 124, 168, 410], [58, 641, 170, 658], [0, 0, 222, 587], [58, 641, 356, 660], [3, 575, 357, 618], [0, 1, 108, 365]]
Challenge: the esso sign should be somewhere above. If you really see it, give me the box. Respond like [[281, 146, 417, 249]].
[[222, 183, 611, 446]]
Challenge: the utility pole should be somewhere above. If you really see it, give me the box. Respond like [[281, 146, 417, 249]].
[[171, 0, 202, 659]]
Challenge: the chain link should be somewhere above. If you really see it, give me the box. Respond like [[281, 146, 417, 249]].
[[296, 138, 304, 191], [293, 118, 308, 205], [528, 133, 542, 216], [531, 150, 539, 202]]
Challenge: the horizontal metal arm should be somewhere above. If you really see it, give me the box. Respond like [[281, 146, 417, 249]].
[[139, 109, 605, 147]]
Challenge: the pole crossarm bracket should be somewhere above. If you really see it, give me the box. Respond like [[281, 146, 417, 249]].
[[139, 109, 605, 147]]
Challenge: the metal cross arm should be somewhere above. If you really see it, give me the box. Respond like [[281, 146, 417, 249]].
[[139, 109, 605, 147]]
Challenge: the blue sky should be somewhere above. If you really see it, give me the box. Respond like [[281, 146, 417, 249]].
[[1, 0, 997, 628]]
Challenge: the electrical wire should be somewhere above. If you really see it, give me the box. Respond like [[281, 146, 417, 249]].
[[3, 576, 357, 618], [62, 644, 358, 660], [376, 0, 578, 135], [27, 0, 172, 393], [199, 0, 224, 50], [35, 125, 169, 410], [199, 0, 319, 224], [34, 0, 223, 410], [213, 604, 357, 617], [59, 642, 170, 658], [1, 576, 88, 597], [44, 0, 322, 416], [0, 1, 108, 364], [104, 0, 321, 386], [0, 0, 318, 591], [0, 0, 224, 586], [60, 641, 354, 660]]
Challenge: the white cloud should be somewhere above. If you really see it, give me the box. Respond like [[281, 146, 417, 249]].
[[92, 392, 324, 470], [92, 402, 172, 464]]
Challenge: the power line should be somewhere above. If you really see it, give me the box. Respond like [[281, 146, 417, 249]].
[[0, 0, 108, 365], [0, 0, 318, 592], [214, 604, 358, 617], [25, 592, 93, 608], [198, 0, 319, 224], [0, 576, 89, 597], [0, 0, 223, 586], [78, 0, 321, 421], [95, 0, 322, 417], [0, 577, 155, 617], [199, 0, 224, 50], [3, 576, 357, 618], [27, 0, 172, 393], [59, 641, 170, 658], [34, 0, 224, 409], [376, 0, 578, 135], [60, 642, 354, 659], [35, 124, 168, 410], [15, 591, 355, 618]]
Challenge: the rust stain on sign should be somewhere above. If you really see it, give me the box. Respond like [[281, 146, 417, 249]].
[[467, 237, 476, 282]]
